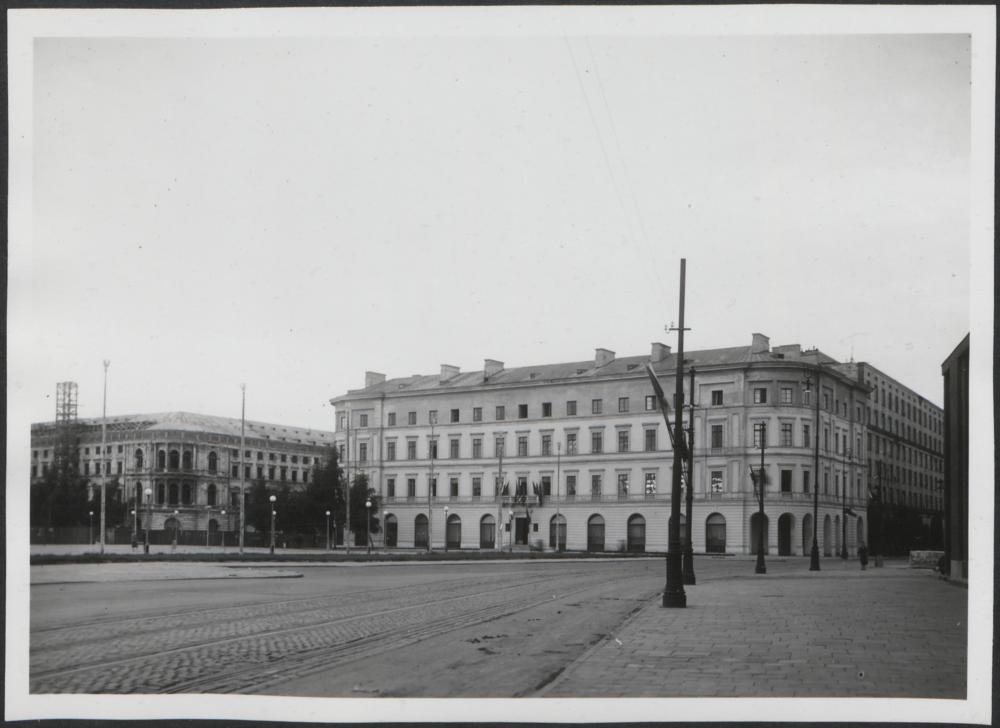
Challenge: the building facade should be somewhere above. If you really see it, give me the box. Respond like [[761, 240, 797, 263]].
[[942, 334, 969, 582], [330, 333, 874, 556], [30, 412, 334, 538]]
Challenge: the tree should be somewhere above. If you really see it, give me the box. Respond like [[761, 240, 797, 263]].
[[30, 425, 89, 528], [306, 447, 347, 535], [246, 478, 270, 533], [349, 473, 381, 546]]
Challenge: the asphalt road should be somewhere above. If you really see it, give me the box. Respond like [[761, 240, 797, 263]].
[[31, 557, 694, 696]]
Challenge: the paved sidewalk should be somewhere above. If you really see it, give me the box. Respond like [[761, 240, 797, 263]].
[[542, 563, 966, 698]]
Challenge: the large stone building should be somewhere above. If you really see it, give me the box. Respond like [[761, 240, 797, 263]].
[[330, 333, 879, 556], [941, 334, 969, 582], [30, 412, 334, 538]]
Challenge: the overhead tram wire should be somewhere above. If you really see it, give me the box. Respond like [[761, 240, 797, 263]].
[[563, 36, 660, 296]]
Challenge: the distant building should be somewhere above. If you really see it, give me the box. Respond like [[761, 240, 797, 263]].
[[942, 334, 969, 582], [30, 412, 334, 536], [331, 333, 874, 556]]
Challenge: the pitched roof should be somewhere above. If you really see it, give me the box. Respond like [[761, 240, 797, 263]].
[[334, 344, 843, 400], [32, 411, 334, 443]]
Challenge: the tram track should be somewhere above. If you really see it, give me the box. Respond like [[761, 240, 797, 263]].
[[30, 566, 610, 694]]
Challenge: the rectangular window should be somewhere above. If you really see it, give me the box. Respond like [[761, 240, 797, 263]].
[[430, 478, 437, 497], [542, 402, 552, 417], [450, 439, 460, 459], [450, 478, 459, 497], [617, 472, 629, 496], [429, 410, 438, 425], [429, 440, 438, 459], [824, 428, 829, 451], [268, 466, 275, 480], [84, 462, 90, 475], [710, 470, 724, 493], [644, 472, 657, 494], [754, 388, 768, 404], [473, 407, 482, 422], [496, 405, 506, 420], [566, 432, 577, 454], [711, 390, 723, 406], [780, 469, 792, 493], [824, 472, 829, 495], [566, 474, 577, 496], [618, 397, 630, 413], [517, 436, 528, 457], [541, 434, 552, 456], [387, 412, 396, 426], [451, 409, 460, 423], [566, 400, 577, 416], [753, 423, 766, 448], [340, 416, 346, 430], [803, 424, 811, 447], [303, 470, 309, 484], [592, 399, 603, 415], [408, 411, 417, 426], [245, 465, 251, 479], [591, 431, 603, 454], [472, 477, 482, 497], [292, 470, 298, 483], [803, 470, 811, 494], [407, 441, 417, 460], [472, 438, 482, 459], [358, 443, 368, 462], [231, 464, 239, 477], [407, 478, 416, 498], [711, 424, 723, 449], [495, 437, 505, 457], [591, 473, 602, 498], [359, 414, 368, 427], [644, 429, 657, 452], [617, 430, 630, 453], [541, 475, 551, 496], [518, 404, 528, 419], [387, 441, 396, 461], [387, 478, 396, 498], [780, 388, 793, 404], [781, 423, 793, 446]]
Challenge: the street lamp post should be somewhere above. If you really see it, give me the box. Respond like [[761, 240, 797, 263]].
[[367, 499, 373, 555], [130, 509, 136, 549], [682, 367, 696, 585], [221, 509, 227, 550], [100, 359, 109, 556], [443, 505, 449, 553], [144, 487, 152, 554], [172, 509, 179, 552], [841, 449, 852, 559], [239, 383, 246, 555], [88, 510, 94, 545], [806, 370, 821, 571], [206, 508, 212, 548], [427, 411, 436, 553], [269, 494, 277, 555], [326, 510, 331, 551], [508, 509, 514, 553], [753, 423, 767, 574], [555, 442, 562, 551]]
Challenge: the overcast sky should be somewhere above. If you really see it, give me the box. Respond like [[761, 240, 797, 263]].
[[22, 29, 973, 431]]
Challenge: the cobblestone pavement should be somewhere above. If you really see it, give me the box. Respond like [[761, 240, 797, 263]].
[[29, 560, 661, 694], [542, 561, 967, 698], [28, 557, 966, 698]]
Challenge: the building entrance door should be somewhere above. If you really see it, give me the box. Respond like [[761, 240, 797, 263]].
[[514, 517, 529, 545]]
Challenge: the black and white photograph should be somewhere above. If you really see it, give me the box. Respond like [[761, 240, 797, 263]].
[[5, 4, 994, 725]]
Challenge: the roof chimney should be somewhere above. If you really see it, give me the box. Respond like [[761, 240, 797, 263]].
[[595, 348, 615, 368], [751, 333, 770, 355], [651, 342, 672, 363], [440, 364, 460, 382], [365, 371, 386, 388], [484, 359, 504, 379]]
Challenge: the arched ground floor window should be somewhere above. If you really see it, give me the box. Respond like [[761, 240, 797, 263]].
[[587, 514, 605, 552], [385, 514, 398, 547], [480, 515, 495, 549], [627, 514, 646, 552], [414, 514, 428, 549], [706, 513, 726, 553], [446, 514, 461, 549]]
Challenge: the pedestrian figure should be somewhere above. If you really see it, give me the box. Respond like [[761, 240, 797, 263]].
[[858, 541, 869, 570]]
